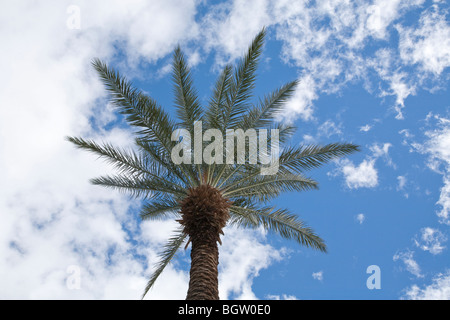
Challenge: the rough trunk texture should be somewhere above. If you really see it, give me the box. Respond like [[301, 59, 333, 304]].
[[178, 184, 231, 300], [186, 239, 220, 299]]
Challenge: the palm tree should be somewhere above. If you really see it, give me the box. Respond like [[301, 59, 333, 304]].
[[67, 28, 359, 300]]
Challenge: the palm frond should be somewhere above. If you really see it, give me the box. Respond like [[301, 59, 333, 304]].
[[211, 124, 296, 189], [92, 58, 175, 153], [222, 27, 266, 129], [223, 174, 319, 202], [90, 174, 186, 199], [66, 136, 154, 177], [205, 64, 233, 131], [228, 198, 259, 228], [235, 79, 298, 130], [140, 198, 181, 221], [141, 228, 186, 299], [136, 138, 193, 186], [172, 47, 203, 133], [230, 204, 327, 252], [278, 143, 360, 174], [219, 142, 359, 191]]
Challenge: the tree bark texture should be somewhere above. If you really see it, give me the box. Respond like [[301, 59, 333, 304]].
[[178, 184, 231, 300], [186, 238, 220, 299]]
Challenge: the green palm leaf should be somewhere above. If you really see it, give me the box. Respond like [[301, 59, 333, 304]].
[[224, 174, 319, 202], [66, 136, 153, 177], [204, 64, 233, 131], [90, 174, 186, 199], [221, 27, 266, 130], [141, 228, 187, 299], [278, 143, 361, 174], [140, 198, 181, 221], [236, 79, 298, 130], [92, 58, 175, 154], [172, 47, 203, 133], [230, 204, 326, 252]]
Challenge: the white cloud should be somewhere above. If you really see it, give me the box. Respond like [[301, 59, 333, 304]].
[[397, 176, 407, 190], [366, 50, 417, 119], [366, 0, 404, 40], [266, 294, 298, 300], [397, 175, 409, 198], [393, 250, 424, 278], [414, 227, 447, 255], [218, 227, 285, 300], [312, 271, 324, 281], [398, 4, 450, 75], [300, 119, 343, 144], [360, 124, 372, 132], [282, 75, 317, 122], [200, 0, 270, 65], [330, 141, 392, 189], [338, 159, 379, 189], [302, 134, 316, 144], [437, 176, 450, 225], [402, 270, 450, 300], [318, 120, 343, 138], [389, 72, 416, 119], [370, 142, 395, 167], [413, 114, 450, 224], [356, 213, 366, 224]]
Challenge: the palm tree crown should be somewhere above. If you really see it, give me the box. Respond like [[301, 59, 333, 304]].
[[67, 28, 359, 300]]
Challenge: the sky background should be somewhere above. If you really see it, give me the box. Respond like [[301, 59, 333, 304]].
[[1, 0, 450, 300]]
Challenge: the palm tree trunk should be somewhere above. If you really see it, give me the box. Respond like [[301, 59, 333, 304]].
[[178, 184, 231, 300], [186, 238, 220, 300]]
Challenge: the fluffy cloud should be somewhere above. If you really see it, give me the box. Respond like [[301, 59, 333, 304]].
[[397, 175, 409, 198], [413, 114, 450, 224], [0, 1, 142, 298], [312, 271, 324, 281], [437, 176, 450, 225], [393, 250, 424, 278], [218, 227, 285, 300], [414, 227, 447, 255], [370, 143, 395, 168], [397, 176, 407, 190], [402, 270, 450, 300], [356, 213, 366, 224], [266, 294, 298, 300], [178, 0, 450, 123], [339, 159, 379, 189], [398, 4, 450, 75], [360, 125, 373, 132], [200, 0, 271, 62], [283, 75, 317, 121], [299, 119, 343, 144], [331, 142, 396, 189]]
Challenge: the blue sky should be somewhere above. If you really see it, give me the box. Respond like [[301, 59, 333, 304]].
[[0, 0, 449, 300]]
